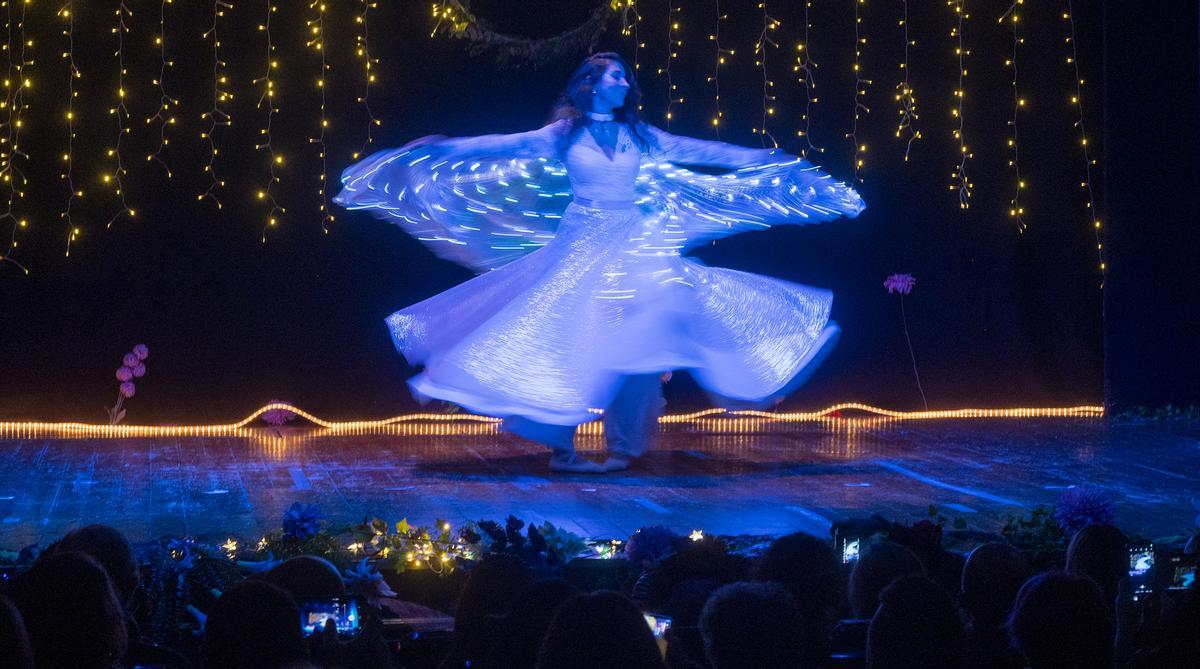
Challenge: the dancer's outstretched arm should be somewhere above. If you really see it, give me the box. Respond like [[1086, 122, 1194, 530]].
[[433, 119, 572, 162], [644, 123, 795, 169]]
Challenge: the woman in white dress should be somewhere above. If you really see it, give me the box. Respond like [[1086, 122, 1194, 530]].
[[334, 52, 864, 473]]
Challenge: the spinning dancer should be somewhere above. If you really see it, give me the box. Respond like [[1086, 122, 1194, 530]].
[[334, 53, 864, 473]]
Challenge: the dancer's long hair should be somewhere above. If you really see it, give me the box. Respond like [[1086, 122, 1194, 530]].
[[550, 52, 654, 152]]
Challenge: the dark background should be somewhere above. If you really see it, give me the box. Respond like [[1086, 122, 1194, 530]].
[[1, 1, 1109, 423]]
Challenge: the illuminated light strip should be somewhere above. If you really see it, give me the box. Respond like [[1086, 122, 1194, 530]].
[[0, 403, 1105, 438]]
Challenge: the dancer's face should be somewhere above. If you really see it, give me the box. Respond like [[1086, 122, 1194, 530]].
[[591, 61, 629, 112]]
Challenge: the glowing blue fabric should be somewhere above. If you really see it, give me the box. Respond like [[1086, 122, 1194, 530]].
[[333, 122, 864, 425]]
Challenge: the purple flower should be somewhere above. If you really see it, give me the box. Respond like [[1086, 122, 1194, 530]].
[[123, 353, 139, 368], [119, 382, 136, 398], [262, 400, 297, 426], [282, 503, 321, 540], [116, 367, 133, 382], [884, 273, 917, 295], [133, 344, 149, 360], [131, 363, 146, 379], [625, 525, 681, 565], [1055, 486, 1116, 536]]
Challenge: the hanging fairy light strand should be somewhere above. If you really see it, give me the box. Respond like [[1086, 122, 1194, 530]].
[[628, 0, 648, 113], [894, 0, 920, 162], [307, 0, 333, 233], [145, 0, 178, 180], [753, 2, 780, 148], [661, 0, 683, 127], [254, 0, 284, 240], [0, 0, 31, 273], [351, 0, 381, 162], [59, 2, 81, 256], [706, 0, 730, 136], [792, 0, 821, 158], [198, 0, 232, 210], [846, 0, 871, 181], [105, 2, 136, 228], [1062, 1, 1102, 279], [948, 0, 972, 209], [1001, 1, 1025, 231]]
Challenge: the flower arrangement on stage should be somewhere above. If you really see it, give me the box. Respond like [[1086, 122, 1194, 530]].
[[1054, 485, 1116, 535], [107, 344, 149, 425], [884, 274, 928, 411]]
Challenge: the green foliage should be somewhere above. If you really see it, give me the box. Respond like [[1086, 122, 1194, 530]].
[[1001, 505, 1066, 553]]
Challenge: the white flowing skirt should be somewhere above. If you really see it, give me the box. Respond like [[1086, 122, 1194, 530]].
[[387, 201, 838, 426]]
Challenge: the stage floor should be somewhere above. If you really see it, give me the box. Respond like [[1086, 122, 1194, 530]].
[[1, 417, 1197, 547]]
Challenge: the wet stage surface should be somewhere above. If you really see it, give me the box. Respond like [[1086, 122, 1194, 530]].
[[1, 417, 1198, 546]]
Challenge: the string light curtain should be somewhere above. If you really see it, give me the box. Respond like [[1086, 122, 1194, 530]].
[[104, 1, 135, 228], [0, 0, 31, 274], [792, 0, 820, 158], [948, 0, 972, 208], [0, 1, 1106, 277]]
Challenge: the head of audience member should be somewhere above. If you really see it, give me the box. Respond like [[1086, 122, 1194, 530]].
[[537, 590, 664, 669], [0, 595, 34, 669], [485, 578, 580, 669], [264, 555, 346, 601], [867, 575, 966, 669], [848, 541, 924, 618], [699, 581, 804, 669], [754, 531, 843, 622], [49, 524, 140, 607], [1007, 570, 1113, 669], [640, 540, 750, 626], [203, 579, 307, 669], [445, 553, 534, 668], [1064, 522, 1127, 606], [7, 551, 128, 668], [960, 542, 1033, 628]]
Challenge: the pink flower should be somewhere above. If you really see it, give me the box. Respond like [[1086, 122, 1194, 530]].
[[262, 400, 297, 426], [123, 353, 139, 368], [116, 367, 133, 382], [133, 344, 149, 360], [131, 363, 146, 378], [884, 273, 917, 295], [119, 382, 136, 398]]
